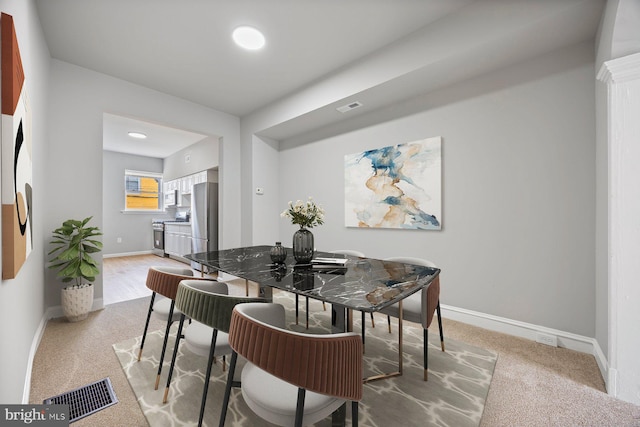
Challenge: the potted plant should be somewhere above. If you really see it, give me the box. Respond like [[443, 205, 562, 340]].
[[48, 216, 103, 322]]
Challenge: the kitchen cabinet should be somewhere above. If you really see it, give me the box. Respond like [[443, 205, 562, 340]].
[[164, 170, 216, 209], [181, 175, 194, 194], [164, 223, 192, 261]]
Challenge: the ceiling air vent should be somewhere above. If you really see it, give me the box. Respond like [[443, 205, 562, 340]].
[[336, 101, 363, 113]]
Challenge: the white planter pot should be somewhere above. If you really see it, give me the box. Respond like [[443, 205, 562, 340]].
[[61, 284, 94, 322]]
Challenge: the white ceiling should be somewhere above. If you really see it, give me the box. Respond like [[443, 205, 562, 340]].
[[35, 0, 605, 157], [102, 113, 208, 158]]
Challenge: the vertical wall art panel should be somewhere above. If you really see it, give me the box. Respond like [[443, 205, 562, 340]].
[[1, 13, 32, 280], [345, 137, 441, 230]]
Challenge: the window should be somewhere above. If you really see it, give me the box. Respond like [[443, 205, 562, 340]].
[[124, 170, 163, 211]]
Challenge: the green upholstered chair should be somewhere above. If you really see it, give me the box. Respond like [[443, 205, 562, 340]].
[[380, 257, 444, 381], [220, 302, 363, 427], [138, 266, 205, 390], [164, 279, 264, 426]]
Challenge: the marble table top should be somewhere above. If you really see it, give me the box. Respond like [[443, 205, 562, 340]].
[[187, 245, 440, 312]]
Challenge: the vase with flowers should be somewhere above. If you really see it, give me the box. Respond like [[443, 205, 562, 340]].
[[281, 197, 325, 263]]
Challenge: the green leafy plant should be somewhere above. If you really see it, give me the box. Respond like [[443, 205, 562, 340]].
[[281, 197, 325, 228], [48, 216, 103, 288]]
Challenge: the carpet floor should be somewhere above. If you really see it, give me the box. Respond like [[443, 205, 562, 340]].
[[30, 278, 640, 426]]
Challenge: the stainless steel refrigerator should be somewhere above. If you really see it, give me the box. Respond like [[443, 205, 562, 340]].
[[190, 182, 218, 271]]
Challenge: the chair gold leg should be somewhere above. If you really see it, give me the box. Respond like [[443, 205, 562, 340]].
[[322, 302, 326, 311], [424, 368, 428, 381], [370, 312, 375, 328], [441, 341, 445, 352], [387, 315, 392, 334], [155, 374, 161, 390], [163, 387, 170, 404], [137, 348, 143, 361]]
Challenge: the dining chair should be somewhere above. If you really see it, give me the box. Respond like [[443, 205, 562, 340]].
[[138, 266, 204, 390], [220, 302, 363, 427], [164, 279, 264, 426], [380, 257, 444, 381]]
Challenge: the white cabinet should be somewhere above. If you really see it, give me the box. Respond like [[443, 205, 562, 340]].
[[164, 170, 216, 208], [181, 175, 194, 194], [164, 223, 192, 261], [193, 170, 208, 185]]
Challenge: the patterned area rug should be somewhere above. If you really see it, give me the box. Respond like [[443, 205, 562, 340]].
[[113, 293, 496, 426]]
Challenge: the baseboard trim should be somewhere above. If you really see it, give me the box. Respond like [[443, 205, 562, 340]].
[[103, 250, 153, 258], [22, 308, 56, 404], [440, 304, 609, 389]]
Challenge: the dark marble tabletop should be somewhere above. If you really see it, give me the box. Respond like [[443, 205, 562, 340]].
[[187, 245, 440, 312]]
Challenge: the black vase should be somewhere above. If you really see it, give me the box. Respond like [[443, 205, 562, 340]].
[[270, 242, 287, 263], [292, 227, 314, 263]]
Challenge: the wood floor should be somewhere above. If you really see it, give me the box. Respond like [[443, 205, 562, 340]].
[[102, 254, 197, 305]]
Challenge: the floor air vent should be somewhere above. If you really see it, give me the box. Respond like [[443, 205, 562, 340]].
[[43, 377, 118, 423]]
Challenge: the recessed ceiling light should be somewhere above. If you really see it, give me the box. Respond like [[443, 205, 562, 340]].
[[128, 132, 147, 139], [232, 26, 265, 50]]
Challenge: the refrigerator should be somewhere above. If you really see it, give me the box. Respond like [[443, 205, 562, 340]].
[[190, 182, 219, 271]]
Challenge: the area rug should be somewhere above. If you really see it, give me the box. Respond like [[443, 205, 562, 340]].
[[113, 293, 497, 426]]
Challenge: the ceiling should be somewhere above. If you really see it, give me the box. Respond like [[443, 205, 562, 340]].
[[35, 0, 605, 157], [102, 113, 208, 158]]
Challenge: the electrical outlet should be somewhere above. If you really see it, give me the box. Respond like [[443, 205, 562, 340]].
[[117, 237, 122, 243], [536, 333, 557, 347]]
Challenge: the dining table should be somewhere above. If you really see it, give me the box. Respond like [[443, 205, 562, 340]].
[[186, 245, 440, 424]]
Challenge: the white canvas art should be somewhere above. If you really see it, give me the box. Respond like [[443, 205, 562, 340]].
[[344, 137, 441, 230]]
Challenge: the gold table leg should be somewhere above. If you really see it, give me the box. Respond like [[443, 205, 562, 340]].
[[364, 300, 403, 383]]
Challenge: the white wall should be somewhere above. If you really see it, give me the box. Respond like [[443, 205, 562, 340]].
[[102, 151, 168, 255], [44, 59, 241, 309], [251, 135, 281, 246], [163, 136, 219, 181], [0, 0, 50, 403], [273, 42, 596, 337]]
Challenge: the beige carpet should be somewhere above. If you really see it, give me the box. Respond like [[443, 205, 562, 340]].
[[113, 292, 496, 426], [30, 293, 640, 426]]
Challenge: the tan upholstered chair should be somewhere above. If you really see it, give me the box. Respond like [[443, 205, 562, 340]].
[[164, 280, 264, 426], [380, 257, 444, 381], [220, 302, 363, 427], [137, 266, 203, 390]]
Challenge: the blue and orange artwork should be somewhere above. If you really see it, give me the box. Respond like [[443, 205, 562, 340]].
[[344, 137, 441, 230]]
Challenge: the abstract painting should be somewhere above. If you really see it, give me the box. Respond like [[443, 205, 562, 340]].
[[2, 13, 33, 279], [345, 137, 441, 230]]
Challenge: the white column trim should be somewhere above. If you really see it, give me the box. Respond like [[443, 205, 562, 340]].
[[597, 52, 640, 404]]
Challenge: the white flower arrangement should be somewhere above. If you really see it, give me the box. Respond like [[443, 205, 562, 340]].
[[281, 197, 325, 228]]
